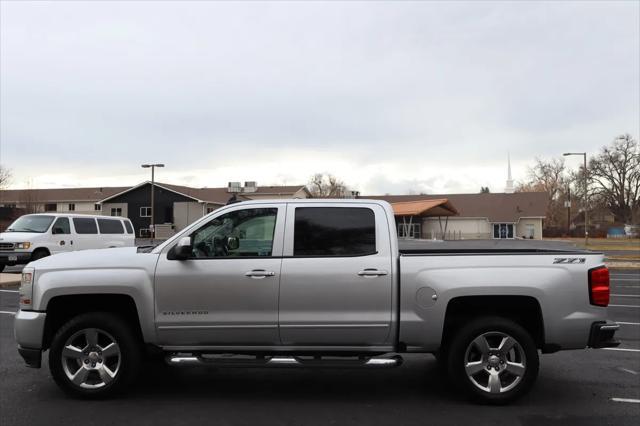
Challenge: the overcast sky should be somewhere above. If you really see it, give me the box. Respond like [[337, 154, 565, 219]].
[[1, 1, 638, 194]]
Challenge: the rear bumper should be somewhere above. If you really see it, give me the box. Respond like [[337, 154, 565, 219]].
[[588, 321, 620, 349], [0, 251, 32, 265]]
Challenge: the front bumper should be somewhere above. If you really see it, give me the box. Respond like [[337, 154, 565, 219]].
[[0, 251, 32, 265], [588, 321, 620, 349], [14, 310, 46, 368]]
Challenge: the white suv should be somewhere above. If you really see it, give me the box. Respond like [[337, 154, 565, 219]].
[[0, 213, 135, 272]]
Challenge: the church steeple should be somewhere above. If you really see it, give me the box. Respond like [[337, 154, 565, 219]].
[[505, 153, 515, 193]]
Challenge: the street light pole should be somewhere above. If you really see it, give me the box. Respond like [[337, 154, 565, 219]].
[[563, 152, 588, 246], [141, 163, 165, 240]]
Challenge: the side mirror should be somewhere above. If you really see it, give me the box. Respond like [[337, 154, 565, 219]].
[[227, 236, 240, 251], [170, 236, 192, 260]]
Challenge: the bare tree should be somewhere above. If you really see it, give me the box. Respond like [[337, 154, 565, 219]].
[[516, 158, 566, 226], [307, 173, 349, 198], [480, 186, 490, 194], [588, 134, 640, 224], [0, 165, 11, 190]]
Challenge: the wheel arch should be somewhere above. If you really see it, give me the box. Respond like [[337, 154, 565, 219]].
[[441, 295, 545, 351], [42, 294, 144, 350]]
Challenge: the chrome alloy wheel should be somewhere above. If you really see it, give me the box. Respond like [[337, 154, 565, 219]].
[[463, 331, 526, 394], [61, 328, 121, 389]]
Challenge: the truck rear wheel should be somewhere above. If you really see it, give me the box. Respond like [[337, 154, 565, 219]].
[[49, 312, 142, 398], [446, 316, 539, 404]]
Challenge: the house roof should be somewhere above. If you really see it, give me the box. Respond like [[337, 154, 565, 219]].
[[0, 182, 309, 205], [99, 182, 309, 204], [367, 192, 547, 223], [391, 199, 458, 217], [0, 186, 128, 203]]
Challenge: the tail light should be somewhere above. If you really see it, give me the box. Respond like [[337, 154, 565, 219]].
[[589, 266, 610, 307]]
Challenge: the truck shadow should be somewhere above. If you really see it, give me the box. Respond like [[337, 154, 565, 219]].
[[129, 355, 580, 406]]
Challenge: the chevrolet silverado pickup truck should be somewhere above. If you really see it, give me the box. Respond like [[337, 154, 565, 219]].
[[15, 199, 619, 404]]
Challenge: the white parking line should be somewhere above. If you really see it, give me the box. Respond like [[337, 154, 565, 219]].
[[609, 304, 640, 308], [617, 322, 640, 325], [602, 347, 640, 353], [0, 311, 16, 315], [611, 294, 640, 297], [611, 398, 640, 403], [0, 289, 19, 293], [618, 368, 638, 375], [614, 285, 640, 289], [611, 278, 640, 282]]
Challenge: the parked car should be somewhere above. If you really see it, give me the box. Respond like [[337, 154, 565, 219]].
[[0, 213, 134, 272], [15, 200, 618, 404]]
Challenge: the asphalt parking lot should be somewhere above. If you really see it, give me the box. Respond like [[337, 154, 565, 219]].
[[0, 269, 638, 426]]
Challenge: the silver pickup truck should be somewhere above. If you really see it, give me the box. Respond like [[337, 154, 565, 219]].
[[15, 199, 619, 404]]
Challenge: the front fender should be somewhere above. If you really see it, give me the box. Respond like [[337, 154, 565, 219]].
[[33, 268, 156, 343]]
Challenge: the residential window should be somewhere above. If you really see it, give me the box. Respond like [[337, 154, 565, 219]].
[[190, 208, 278, 258], [139, 228, 151, 238], [140, 207, 152, 217], [73, 218, 98, 234], [97, 218, 124, 234], [398, 223, 421, 239], [293, 207, 376, 256], [44, 203, 57, 212], [493, 223, 514, 239], [206, 207, 216, 214], [111, 207, 122, 217], [68, 203, 75, 211], [525, 224, 535, 239], [94, 204, 101, 211], [52, 217, 71, 235]]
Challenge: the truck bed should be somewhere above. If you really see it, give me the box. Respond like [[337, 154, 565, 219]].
[[398, 239, 595, 255]]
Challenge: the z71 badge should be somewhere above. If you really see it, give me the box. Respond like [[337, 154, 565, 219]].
[[553, 258, 586, 264]]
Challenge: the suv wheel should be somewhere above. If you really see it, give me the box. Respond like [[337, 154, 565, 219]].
[[447, 316, 539, 404], [49, 312, 141, 398]]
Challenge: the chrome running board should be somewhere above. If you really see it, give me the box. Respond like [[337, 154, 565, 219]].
[[166, 354, 403, 369]]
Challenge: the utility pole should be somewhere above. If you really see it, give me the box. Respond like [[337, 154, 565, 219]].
[[141, 163, 165, 240], [563, 152, 588, 246], [565, 186, 571, 236]]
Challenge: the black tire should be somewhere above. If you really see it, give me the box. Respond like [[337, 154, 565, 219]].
[[49, 312, 142, 398], [31, 249, 50, 261], [446, 316, 539, 405]]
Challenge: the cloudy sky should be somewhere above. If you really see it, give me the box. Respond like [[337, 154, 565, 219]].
[[1, 1, 638, 195]]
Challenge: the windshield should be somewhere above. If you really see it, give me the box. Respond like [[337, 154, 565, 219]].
[[5, 215, 56, 233]]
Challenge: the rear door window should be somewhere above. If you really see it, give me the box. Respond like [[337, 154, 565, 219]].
[[97, 219, 124, 234], [293, 207, 376, 256], [123, 220, 134, 234], [73, 218, 98, 234]]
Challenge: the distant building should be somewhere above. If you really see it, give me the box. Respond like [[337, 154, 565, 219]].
[[0, 182, 310, 236], [365, 192, 547, 240]]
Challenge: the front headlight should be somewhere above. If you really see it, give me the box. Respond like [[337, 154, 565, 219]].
[[20, 267, 34, 310], [15, 242, 31, 249]]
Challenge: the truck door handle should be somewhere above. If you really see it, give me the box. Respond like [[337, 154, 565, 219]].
[[357, 269, 388, 277], [245, 269, 276, 278]]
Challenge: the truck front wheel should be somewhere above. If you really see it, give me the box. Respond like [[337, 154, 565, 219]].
[[446, 316, 539, 404], [49, 312, 142, 398]]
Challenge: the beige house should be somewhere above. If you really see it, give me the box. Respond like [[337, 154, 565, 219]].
[[368, 192, 547, 240]]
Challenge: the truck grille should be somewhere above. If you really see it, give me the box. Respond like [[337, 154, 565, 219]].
[[0, 242, 15, 250]]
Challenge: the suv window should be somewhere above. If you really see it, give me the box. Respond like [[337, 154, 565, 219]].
[[73, 218, 98, 234], [190, 208, 277, 258], [98, 218, 124, 234], [52, 217, 71, 234], [123, 220, 134, 234], [293, 207, 376, 256]]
